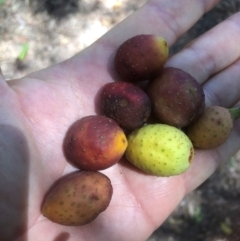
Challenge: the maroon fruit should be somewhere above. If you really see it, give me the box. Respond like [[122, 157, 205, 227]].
[[114, 34, 169, 82], [147, 67, 205, 128], [101, 82, 151, 131]]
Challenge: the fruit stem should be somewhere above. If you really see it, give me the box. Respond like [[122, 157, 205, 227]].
[[229, 107, 240, 120]]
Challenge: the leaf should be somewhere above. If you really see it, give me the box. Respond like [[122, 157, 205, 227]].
[[18, 43, 29, 62], [193, 206, 203, 223], [220, 222, 232, 235]]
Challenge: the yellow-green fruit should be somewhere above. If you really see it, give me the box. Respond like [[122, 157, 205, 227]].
[[125, 124, 194, 177]]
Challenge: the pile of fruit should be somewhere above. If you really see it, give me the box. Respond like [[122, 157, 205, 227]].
[[41, 34, 240, 226]]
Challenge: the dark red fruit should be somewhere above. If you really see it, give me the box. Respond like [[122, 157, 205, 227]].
[[114, 34, 169, 82], [101, 82, 151, 131]]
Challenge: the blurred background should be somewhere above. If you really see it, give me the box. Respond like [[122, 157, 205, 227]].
[[1, 0, 240, 240]]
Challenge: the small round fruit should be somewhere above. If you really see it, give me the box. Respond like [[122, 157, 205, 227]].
[[64, 115, 128, 171], [147, 67, 205, 128], [125, 124, 194, 177], [187, 106, 240, 149], [114, 34, 169, 82], [101, 82, 151, 131], [42, 171, 113, 226]]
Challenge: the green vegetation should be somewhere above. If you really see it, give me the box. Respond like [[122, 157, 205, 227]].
[[193, 207, 203, 223], [18, 43, 29, 61], [220, 222, 232, 235]]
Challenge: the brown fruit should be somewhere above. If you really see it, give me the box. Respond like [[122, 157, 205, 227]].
[[101, 82, 151, 131], [42, 171, 113, 226], [147, 67, 205, 128], [187, 106, 240, 149], [64, 115, 128, 171], [114, 34, 169, 82]]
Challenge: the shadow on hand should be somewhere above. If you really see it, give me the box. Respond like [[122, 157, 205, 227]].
[[0, 125, 29, 241], [53, 232, 70, 241]]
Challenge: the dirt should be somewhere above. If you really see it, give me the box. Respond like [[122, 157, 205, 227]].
[[0, 0, 146, 80], [1, 0, 240, 240]]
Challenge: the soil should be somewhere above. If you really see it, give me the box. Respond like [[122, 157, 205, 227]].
[[1, 0, 240, 240]]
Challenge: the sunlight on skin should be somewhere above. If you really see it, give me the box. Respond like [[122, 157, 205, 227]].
[[1, 0, 240, 240]]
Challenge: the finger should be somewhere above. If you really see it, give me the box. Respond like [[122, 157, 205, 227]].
[[0, 67, 10, 94], [98, 0, 219, 46], [60, 0, 220, 79], [165, 13, 240, 196], [203, 57, 240, 107], [169, 12, 240, 196], [166, 12, 240, 83]]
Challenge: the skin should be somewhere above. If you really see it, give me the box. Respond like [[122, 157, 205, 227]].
[[1, 0, 240, 240]]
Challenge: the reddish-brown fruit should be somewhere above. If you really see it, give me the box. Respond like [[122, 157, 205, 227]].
[[101, 82, 151, 131], [187, 106, 240, 149], [147, 67, 205, 128], [42, 171, 113, 226], [64, 115, 128, 171], [114, 34, 169, 82]]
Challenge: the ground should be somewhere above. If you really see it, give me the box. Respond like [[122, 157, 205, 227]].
[[1, 0, 240, 240]]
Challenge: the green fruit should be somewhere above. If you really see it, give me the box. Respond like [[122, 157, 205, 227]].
[[125, 124, 194, 177], [41, 171, 113, 226], [187, 106, 240, 149]]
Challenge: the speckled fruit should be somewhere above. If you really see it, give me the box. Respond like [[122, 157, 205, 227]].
[[64, 115, 128, 171], [114, 34, 169, 82], [147, 67, 205, 128], [187, 106, 240, 149], [125, 124, 194, 177], [42, 171, 113, 226], [101, 81, 151, 131]]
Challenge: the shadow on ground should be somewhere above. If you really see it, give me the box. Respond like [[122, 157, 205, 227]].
[[32, 0, 80, 19]]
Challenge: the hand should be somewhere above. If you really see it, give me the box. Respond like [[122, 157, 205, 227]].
[[1, 0, 240, 240]]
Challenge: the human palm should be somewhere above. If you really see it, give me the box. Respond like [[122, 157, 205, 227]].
[[1, 0, 240, 240]]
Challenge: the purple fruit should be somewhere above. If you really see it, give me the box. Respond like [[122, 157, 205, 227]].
[[147, 67, 205, 128]]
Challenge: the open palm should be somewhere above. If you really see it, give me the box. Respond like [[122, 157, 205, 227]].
[[1, 0, 240, 240]]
